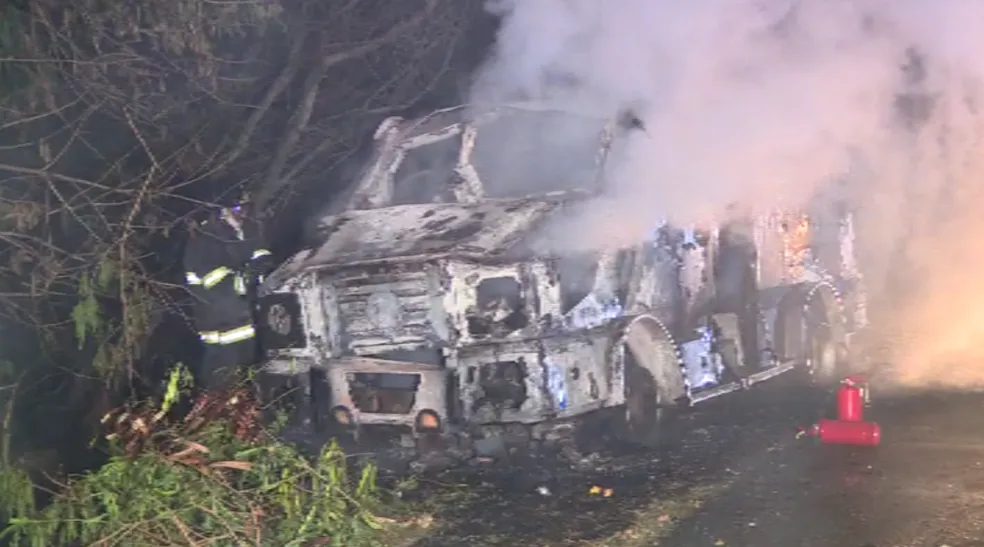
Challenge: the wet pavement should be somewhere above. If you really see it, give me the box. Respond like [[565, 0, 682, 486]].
[[395, 380, 984, 547]]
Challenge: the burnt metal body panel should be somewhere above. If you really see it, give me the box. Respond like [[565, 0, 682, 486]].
[[322, 263, 446, 355], [258, 103, 869, 435], [305, 198, 567, 270], [325, 357, 447, 429]]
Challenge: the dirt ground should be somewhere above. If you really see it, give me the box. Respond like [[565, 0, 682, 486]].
[[385, 381, 984, 547]]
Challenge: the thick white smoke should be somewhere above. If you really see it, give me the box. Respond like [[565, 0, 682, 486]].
[[469, 0, 984, 387]]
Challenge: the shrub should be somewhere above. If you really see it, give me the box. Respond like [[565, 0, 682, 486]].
[[0, 367, 385, 547]]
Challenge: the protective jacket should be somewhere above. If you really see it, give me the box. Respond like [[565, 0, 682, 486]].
[[183, 209, 272, 388]]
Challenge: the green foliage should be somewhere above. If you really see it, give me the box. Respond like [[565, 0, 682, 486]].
[[0, 440, 383, 547], [70, 275, 102, 351], [69, 253, 157, 382], [157, 362, 192, 419], [0, 367, 387, 546], [0, 466, 34, 522]]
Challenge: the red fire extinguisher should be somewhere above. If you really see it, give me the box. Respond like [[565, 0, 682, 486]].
[[836, 374, 869, 422], [805, 419, 881, 446], [798, 374, 880, 446]]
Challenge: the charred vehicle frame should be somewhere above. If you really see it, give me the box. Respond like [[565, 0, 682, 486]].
[[256, 104, 869, 451]]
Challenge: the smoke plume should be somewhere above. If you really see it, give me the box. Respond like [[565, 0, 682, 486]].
[[469, 0, 984, 388]]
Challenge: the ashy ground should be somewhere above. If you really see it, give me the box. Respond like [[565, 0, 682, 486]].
[[383, 382, 984, 547]]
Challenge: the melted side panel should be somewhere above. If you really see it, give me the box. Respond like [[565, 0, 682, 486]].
[[624, 225, 681, 321], [754, 213, 790, 290], [321, 264, 450, 356], [539, 333, 617, 418], [450, 340, 547, 424], [444, 261, 541, 346], [271, 272, 329, 364], [679, 327, 724, 390], [755, 206, 864, 287], [450, 330, 618, 425], [677, 226, 717, 325]]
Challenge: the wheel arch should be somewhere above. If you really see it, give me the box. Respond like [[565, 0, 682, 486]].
[[611, 314, 690, 405], [773, 280, 849, 364]]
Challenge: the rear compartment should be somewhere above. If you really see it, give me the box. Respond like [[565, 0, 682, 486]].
[[321, 357, 447, 433]]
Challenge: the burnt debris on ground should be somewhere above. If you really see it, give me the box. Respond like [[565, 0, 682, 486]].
[[388, 385, 984, 547], [396, 384, 827, 546], [287, 383, 984, 546]]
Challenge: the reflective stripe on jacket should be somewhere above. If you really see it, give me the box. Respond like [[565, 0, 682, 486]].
[[199, 324, 256, 345], [185, 251, 272, 293]]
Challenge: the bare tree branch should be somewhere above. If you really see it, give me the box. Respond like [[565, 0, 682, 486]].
[[0, 163, 118, 191], [219, 30, 308, 170], [0, 0, 477, 423], [255, 0, 443, 207]]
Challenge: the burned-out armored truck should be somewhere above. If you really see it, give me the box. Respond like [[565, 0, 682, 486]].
[[256, 104, 867, 450]]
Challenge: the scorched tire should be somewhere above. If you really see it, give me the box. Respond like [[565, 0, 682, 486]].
[[775, 284, 848, 387], [620, 350, 663, 446], [804, 294, 845, 386]]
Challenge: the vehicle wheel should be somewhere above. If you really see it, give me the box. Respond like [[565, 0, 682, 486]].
[[614, 316, 685, 447], [415, 431, 447, 456], [804, 295, 845, 386], [620, 350, 664, 445], [807, 336, 837, 386]]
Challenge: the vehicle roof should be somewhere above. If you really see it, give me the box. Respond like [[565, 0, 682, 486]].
[[297, 196, 573, 270]]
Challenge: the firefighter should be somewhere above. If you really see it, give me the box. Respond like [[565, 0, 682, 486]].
[[183, 193, 273, 392]]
